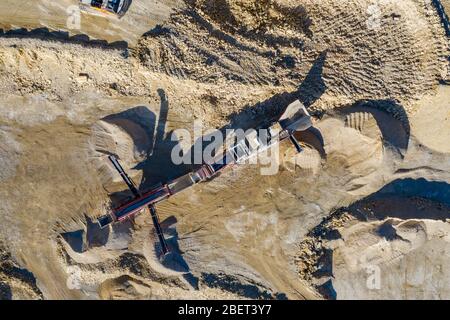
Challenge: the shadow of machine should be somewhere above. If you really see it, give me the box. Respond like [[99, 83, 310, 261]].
[[97, 95, 316, 259]]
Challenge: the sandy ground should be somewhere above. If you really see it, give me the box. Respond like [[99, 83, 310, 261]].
[[0, 0, 449, 300], [0, 0, 183, 45]]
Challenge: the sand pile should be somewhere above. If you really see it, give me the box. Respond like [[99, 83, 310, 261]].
[[0, 39, 150, 100], [0, 127, 21, 183], [296, 179, 450, 299]]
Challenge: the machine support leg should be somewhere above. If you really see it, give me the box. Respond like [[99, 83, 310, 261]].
[[109, 155, 140, 197], [289, 135, 303, 153], [149, 205, 169, 255]]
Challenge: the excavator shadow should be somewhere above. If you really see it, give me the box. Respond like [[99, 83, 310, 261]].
[[0, 27, 128, 51]]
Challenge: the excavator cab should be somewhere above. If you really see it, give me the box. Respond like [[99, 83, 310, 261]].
[[79, 0, 131, 18]]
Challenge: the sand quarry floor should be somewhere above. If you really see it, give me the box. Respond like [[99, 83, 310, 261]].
[[0, 0, 449, 300]]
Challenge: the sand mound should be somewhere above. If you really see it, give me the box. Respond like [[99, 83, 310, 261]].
[[330, 218, 450, 299], [295, 179, 450, 299], [0, 0, 448, 300], [159, 107, 412, 299]]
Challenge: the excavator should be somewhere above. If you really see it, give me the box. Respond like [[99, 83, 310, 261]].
[[79, 0, 132, 18], [97, 100, 314, 257]]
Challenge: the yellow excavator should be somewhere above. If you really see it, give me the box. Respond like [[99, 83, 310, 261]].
[[79, 0, 132, 18]]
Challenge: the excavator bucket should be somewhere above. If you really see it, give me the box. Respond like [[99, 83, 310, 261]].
[[278, 100, 313, 132], [278, 100, 314, 154]]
